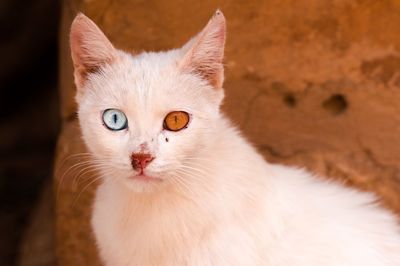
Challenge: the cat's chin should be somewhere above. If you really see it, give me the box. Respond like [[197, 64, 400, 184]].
[[118, 172, 166, 193]]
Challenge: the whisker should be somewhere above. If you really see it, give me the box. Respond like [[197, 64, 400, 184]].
[[72, 169, 118, 206], [57, 160, 95, 199]]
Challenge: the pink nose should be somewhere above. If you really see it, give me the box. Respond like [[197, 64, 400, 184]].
[[131, 153, 154, 171]]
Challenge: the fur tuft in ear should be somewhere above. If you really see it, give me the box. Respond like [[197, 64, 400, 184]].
[[70, 13, 116, 88], [180, 10, 226, 89]]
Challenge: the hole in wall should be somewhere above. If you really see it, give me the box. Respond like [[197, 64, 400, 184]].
[[283, 94, 297, 108], [322, 94, 348, 115]]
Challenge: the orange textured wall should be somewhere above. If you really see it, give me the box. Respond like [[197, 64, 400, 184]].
[[56, 0, 400, 264]]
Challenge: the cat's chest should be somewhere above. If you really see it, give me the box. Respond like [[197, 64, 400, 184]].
[[93, 205, 259, 266], [91, 182, 261, 265], [91, 184, 209, 264]]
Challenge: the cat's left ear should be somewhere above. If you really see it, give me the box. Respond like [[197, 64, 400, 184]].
[[179, 10, 226, 89], [70, 13, 117, 89]]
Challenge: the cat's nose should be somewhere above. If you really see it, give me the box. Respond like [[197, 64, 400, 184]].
[[131, 153, 154, 171]]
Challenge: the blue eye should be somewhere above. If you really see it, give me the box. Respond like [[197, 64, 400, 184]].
[[102, 109, 128, 131]]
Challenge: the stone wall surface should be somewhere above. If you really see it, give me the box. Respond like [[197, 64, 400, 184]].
[[56, 0, 400, 264]]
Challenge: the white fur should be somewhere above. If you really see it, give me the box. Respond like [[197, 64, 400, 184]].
[[72, 12, 400, 266]]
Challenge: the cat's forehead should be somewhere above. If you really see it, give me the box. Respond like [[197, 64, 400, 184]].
[[87, 51, 204, 110], [130, 50, 182, 70]]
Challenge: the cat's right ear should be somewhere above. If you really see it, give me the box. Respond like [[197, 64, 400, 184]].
[[70, 13, 116, 89]]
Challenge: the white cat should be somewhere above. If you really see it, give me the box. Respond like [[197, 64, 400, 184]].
[[70, 11, 400, 266]]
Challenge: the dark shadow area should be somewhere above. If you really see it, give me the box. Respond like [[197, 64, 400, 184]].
[[0, 0, 60, 265], [322, 94, 348, 116]]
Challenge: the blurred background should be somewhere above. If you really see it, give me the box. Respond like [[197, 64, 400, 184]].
[[1, 0, 400, 265], [0, 0, 59, 265]]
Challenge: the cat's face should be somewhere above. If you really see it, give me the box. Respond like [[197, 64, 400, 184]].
[[70, 12, 226, 192]]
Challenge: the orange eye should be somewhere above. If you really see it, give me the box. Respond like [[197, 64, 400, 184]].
[[163, 111, 190, 131]]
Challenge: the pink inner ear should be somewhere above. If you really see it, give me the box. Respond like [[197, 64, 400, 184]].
[[70, 13, 116, 88], [180, 11, 226, 88]]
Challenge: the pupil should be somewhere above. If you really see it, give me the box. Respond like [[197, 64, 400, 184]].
[[113, 114, 118, 124], [174, 115, 178, 123]]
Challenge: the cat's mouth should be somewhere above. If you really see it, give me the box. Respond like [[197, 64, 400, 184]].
[[130, 173, 163, 183]]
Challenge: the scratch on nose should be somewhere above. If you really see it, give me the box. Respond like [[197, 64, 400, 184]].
[[139, 142, 149, 152]]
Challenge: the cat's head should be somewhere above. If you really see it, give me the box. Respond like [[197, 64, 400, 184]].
[[70, 11, 226, 192]]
